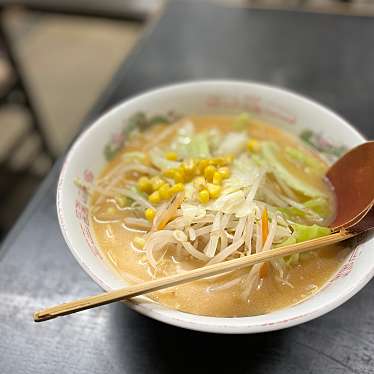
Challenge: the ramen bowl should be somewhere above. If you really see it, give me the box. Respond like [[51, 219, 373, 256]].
[[57, 80, 373, 333]]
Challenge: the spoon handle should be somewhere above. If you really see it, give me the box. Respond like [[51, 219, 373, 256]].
[[34, 230, 353, 322]]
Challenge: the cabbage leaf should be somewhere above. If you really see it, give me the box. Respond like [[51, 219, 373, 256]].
[[216, 132, 247, 156], [278, 223, 331, 266], [285, 146, 326, 173], [233, 113, 251, 131], [261, 142, 325, 198]]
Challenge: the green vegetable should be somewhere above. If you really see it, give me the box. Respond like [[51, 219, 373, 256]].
[[279, 198, 330, 221], [104, 144, 118, 161], [171, 123, 211, 158], [300, 130, 347, 157], [186, 133, 211, 158], [261, 142, 324, 198], [287, 253, 300, 267], [285, 146, 326, 173], [278, 206, 306, 219], [279, 223, 331, 266], [290, 223, 331, 242], [304, 197, 330, 217], [233, 113, 251, 131], [126, 112, 171, 133], [251, 154, 267, 167], [126, 112, 148, 132], [148, 115, 170, 125]]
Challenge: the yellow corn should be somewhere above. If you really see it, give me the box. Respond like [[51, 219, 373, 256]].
[[181, 160, 196, 181], [247, 139, 260, 152], [172, 169, 185, 183], [198, 189, 210, 204], [170, 183, 184, 194], [198, 159, 209, 174], [133, 236, 146, 249], [193, 176, 206, 190], [204, 165, 216, 182], [183, 159, 195, 170], [225, 155, 234, 164], [212, 171, 223, 185], [218, 166, 230, 179], [137, 176, 153, 194], [145, 208, 156, 221], [163, 168, 176, 178], [212, 157, 226, 166], [207, 183, 221, 199], [148, 190, 161, 204], [151, 176, 165, 191], [159, 183, 171, 200], [165, 151, 178, 161]]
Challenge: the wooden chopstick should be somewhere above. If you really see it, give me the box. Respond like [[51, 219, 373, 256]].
[[34, 230, 353, 322]]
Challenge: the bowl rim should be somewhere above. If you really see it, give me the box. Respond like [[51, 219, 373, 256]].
[[57, 80, 371, 334]]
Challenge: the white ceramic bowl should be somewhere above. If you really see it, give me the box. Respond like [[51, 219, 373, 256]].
[[57, 81, 373, 334]]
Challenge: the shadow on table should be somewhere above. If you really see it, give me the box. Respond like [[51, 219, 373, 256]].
[[111, 303, 291, 373]]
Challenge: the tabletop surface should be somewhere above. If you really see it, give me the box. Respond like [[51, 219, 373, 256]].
[[1, 1, 374, 373]]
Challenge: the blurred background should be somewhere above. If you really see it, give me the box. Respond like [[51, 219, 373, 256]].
[[0, 0, 372, 241]]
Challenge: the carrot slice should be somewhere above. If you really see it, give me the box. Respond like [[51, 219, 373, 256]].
[[260, 208, 269, 278], [261, 207, 269, 245], [259, 262, 269, 278]]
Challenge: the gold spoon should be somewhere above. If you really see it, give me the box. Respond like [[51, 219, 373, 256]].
[[34, 141, 374, 322]]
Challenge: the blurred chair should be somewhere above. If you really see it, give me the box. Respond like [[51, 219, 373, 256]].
[[1, 0, 159, 22], [0, 0, 159, 238]]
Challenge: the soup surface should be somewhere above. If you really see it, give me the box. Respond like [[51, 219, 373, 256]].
[[86, 114, 349, 317]]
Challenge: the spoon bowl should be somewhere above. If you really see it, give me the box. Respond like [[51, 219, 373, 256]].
[[327, 141, 374, 231]]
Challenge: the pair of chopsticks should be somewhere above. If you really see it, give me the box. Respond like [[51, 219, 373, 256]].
[[34, 230, 353, 322]]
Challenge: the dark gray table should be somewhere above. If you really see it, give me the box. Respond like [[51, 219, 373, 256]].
[[1, 2, 374, 373]]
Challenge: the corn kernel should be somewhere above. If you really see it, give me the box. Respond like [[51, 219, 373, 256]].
[[148, 190, 161, 204], [198, 159, 209, 173], [218, 166, 230, 179], [173, 169, 185, 183], [137, 176, 153, 194], [224, 155, 234, 164], [181, 160, 196, 181], [179, 168, 192, 183], [247, 139, 260, 152], [204, 165, 216, 182], [212, 157, 226, 166], [193, 176, 206, 190], [213, 171, 223, 185], [165, 151, 178, 161], [198, 189, 210, 204], [163, 168, 175, 178], [145, 208, 156, 221], [207, 183, 221, 199], [170, 183, 184, 194], [183, 159, 195, 170], [133, 236, 146, 249], [115, 195, 128, 208], [151, 176, 165, 191], [159, 183, 171, 200]]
